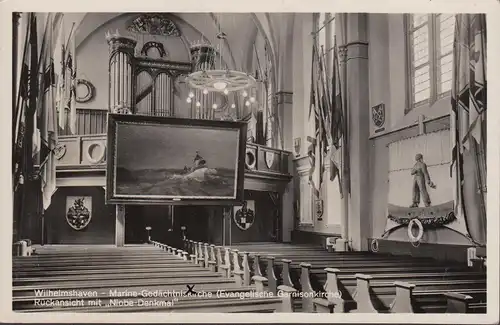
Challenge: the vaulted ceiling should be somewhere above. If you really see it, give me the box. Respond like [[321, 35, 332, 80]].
[[68, 13, 281, 75]]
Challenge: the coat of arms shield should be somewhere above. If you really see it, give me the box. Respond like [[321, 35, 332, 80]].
[[265, 151, 275, 169], [315, 199, 324, 220], [233, 200, 255, 231], [66, 196, 92, 230], [372, 103, 386, 128]]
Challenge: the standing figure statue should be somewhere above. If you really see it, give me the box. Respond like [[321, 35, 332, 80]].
[[410, 153, 436, 208]]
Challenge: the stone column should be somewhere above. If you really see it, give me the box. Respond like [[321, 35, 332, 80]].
[[106, 32, 136, 114], [322, 160, 342, 231], [342, 14, 371, 251], [276, 91, 293, 150], [282, 153, 294, 242], [106, 33, 136, 247], [115, 205, 125, 247], [295, 156, 313, 226]]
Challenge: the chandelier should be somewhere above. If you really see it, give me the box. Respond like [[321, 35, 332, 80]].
[[184, 15, 258, 118], [185, 37, 256, 93]]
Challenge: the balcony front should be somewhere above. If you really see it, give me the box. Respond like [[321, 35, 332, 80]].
[[55, 108, 292, 193]]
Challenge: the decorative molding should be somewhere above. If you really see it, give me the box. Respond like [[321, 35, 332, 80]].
[[343, 41, 369, 48], [275, 91, 293, 105], [111, 105, 132, 115], [75, 79, 96, 103], [127, 14, 181, 37], [106, 33, 137, 53], [369, 114, 450, 141], [136, 57, 192, 72], [294, 156, 311, 175], [56, 175, 105, 187], [140, 41, 169, 58], [387, 202, 456, 229]]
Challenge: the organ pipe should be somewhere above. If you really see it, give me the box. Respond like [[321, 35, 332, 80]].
[[106, 34, 136, 113]]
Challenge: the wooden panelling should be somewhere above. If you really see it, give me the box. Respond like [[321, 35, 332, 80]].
[[367, 238, 471, 263], [59, 109, 107, 136], [44, 187, 115, 245], [246, 143, 292, 175], [56, 134, 107, 167]]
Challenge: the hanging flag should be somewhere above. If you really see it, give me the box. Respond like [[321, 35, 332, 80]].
[[307, 43, 320, 198], [14, 13, 39, 190], [327, 41, 344, 196], [54, 20, 66, 129], [32, 15, 53, 160], [450, 14, 487, 244], [35, 14, 58, 210], [66, 30, 77, 134]]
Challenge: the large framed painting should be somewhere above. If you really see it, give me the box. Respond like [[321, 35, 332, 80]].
[[106, 114, 247, 205]]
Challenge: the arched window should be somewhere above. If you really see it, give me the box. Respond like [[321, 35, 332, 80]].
[[406, 14, 455, 110]]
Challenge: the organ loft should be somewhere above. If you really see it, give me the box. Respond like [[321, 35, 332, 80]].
[[11, 11, 489, 316]]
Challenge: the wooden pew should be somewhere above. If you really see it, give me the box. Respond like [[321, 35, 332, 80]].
[[309, 265, 485, 313], [445, 291, 487, 313], [13, 242, 298, 313], [351, 274, 485, 313], [181, 240, 487, 314], [15, 276, 296, 313]]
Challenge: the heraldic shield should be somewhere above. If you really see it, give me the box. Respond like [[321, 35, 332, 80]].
[[371, 103, 386, 128], [265, 151, 275, 169], [66, 196, 92, 231], [233, 201, 255, 231]]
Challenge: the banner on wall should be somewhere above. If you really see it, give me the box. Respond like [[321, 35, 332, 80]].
[[233, 200, 255, 231], [381, 130, 471, 241], [66, 196, 92, 231]]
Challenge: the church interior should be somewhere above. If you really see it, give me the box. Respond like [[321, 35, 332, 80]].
[[11, 12, 488, 314]]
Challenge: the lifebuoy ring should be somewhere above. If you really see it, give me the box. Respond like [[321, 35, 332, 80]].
[[407, 218, 424, 243], [86, 142, 106, 164]]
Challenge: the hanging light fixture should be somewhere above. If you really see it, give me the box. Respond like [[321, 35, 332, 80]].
[[184, 14, 256, 95]]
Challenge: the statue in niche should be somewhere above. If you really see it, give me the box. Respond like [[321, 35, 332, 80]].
[[410, 153, 436, 208]]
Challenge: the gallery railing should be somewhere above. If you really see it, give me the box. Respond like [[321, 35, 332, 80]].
[[55, 134, 293, 185]]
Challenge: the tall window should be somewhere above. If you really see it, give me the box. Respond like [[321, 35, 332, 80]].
[[406, 14, 455, 109]]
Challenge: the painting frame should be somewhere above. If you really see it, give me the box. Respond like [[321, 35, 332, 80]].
[[106, 113, 247, 205]]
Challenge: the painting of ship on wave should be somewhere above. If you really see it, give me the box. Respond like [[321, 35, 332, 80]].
[[111, 119, 242, 200]]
